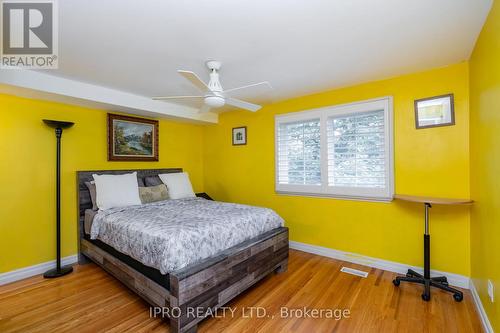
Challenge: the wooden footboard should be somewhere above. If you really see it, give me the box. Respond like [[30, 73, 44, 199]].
[[80, 239, 171, 307], [168, 227, 288, 332], [80, 227, 289, 333]]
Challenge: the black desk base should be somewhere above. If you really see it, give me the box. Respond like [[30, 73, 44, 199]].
[[392, 203, 463, 302]]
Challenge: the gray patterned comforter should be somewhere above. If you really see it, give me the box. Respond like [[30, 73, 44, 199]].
[[90, 198, 284, 274]]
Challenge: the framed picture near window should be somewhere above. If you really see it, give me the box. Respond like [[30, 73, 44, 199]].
[[232, 126, 247, 145], [107, 113, 159, 161], [414, 94, 455, 129]]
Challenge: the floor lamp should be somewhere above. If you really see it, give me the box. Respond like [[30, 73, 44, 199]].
[[43, 119, 75, 278]]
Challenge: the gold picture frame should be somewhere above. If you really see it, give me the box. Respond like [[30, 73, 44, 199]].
[[107, 113, 159, 161]]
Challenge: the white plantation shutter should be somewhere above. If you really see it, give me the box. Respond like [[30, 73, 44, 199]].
[[327, 110, 386, 188], [277, 119, 321, 186], [275, 97, 393, 201]]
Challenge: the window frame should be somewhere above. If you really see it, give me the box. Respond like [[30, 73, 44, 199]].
[[275, 96, 394, 202]]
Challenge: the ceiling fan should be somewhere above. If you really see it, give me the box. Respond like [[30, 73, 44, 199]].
[[153, 60, 272, 113]]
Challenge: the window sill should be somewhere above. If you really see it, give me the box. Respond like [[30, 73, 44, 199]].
[[275, 190, 394, 203]]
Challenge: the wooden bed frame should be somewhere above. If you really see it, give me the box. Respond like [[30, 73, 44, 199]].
[[77, 168, 289, 333]]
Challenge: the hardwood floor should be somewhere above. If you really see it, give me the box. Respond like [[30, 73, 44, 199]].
[[0, 250, 481, 333]]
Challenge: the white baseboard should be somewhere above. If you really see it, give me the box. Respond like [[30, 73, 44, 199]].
[[470, 279, 494, 333], [289, 241, 470, 289], [0, 255, 78, 286]]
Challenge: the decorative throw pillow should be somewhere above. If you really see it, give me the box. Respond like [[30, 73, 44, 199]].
[[158, 172, 195, 199], [92, 172, 142, 210], [137, 177, 146, 187], [144, 175, 163, 187], [84, 181, 98, 211], [139, 184, 169, 204]]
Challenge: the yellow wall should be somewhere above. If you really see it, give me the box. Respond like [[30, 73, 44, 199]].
[[470, 0, 500, 330], [204, 63, 471, 275], [0, 94, 205, 273]]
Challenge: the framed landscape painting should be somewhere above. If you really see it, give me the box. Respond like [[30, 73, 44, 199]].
[[107, 114, 159, 161]]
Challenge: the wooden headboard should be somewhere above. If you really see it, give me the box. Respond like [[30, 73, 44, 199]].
[[77, 168, 182, 240]]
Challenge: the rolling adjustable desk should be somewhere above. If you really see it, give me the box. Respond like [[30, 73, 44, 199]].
[[392, 194, 473, 302]]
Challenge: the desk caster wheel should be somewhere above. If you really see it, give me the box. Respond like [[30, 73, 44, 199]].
[[393, 279, 400, 286], [453, 293, 463, 302], [421, 293, 430, 301]]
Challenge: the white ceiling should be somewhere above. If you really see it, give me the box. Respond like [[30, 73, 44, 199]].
[[1, 0, 492, 121]]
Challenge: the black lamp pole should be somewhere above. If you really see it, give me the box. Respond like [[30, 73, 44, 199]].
[[43, 119, 75, 278]]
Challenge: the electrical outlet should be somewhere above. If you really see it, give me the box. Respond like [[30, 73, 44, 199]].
[[488, 280, 495, 303]]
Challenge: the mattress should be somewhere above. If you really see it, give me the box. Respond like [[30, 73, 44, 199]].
[[90, 197, 284, 274]]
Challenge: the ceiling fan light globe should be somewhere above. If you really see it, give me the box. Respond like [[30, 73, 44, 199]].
[[204, 96, 225, 108]]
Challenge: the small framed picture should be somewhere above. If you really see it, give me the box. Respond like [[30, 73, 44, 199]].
[[232, 126, 247, 145], [414, 94, 455, 129]]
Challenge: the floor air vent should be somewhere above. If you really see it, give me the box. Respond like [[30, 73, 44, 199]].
[[340, 267, 369, 278]]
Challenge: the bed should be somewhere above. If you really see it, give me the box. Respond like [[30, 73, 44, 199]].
[[77, 168, 289, 333]]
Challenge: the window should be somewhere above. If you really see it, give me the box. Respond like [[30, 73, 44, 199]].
[[275, 97, 393, 201]]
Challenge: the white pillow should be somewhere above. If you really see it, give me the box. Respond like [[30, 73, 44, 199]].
[[159, 172, 195, 199], [92, 172, 142, 210]]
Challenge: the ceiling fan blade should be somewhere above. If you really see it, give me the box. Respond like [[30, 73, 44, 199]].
[[152, 95, 203, 100], [226, 98, 262, 112], [223, 81, 272, 95], [178, 70, 208, 92], [198, 104, 211, 113]]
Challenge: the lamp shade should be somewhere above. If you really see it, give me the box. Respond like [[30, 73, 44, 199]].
[[43, 119, 74, 129]]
